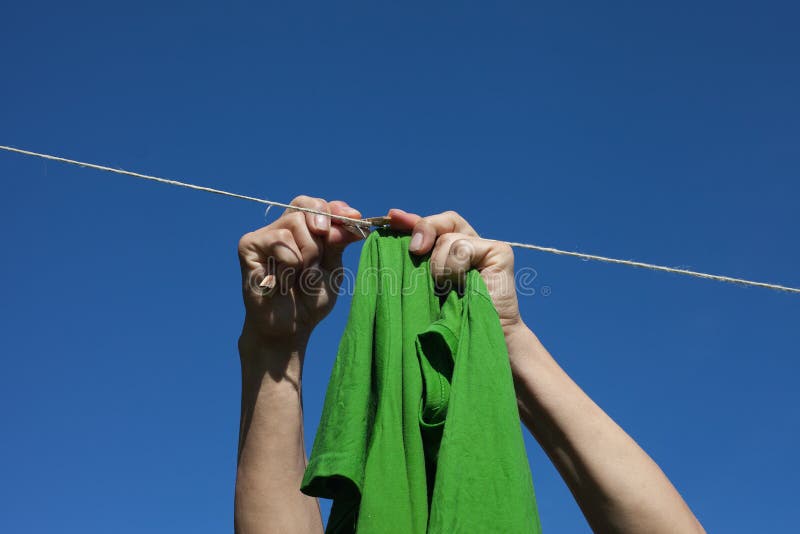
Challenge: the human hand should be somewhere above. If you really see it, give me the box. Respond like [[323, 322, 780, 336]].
[[387, 208, 523, 336], [237, 196, 364, 354]]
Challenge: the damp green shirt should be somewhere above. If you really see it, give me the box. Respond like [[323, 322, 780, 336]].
[[301, 229, 541, 533]]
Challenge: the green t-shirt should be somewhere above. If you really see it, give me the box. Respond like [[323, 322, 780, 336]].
[[301, 229, 541, 533]]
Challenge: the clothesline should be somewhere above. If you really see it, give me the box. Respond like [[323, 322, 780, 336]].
[[1, 144, 798, 295]]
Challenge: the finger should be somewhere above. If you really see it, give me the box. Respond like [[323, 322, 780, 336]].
[[238, 228, 303, 294], [410, 210, 478, 255], [429, 234, 504, 284], [238, 228, 302, 271], [273, 211, 324, 269], [310, 201, 362, 271], [387, 208, 422, 232], [327, 200, 365, 247], [429, 233, 472, 283], [287, 195, 331, 236]]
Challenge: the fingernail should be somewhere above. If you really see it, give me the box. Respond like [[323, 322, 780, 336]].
[[409, 232, 423, 252], [315, 214, 329, 230]]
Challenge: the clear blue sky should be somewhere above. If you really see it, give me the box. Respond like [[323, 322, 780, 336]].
[[1, 2, 798, 532]]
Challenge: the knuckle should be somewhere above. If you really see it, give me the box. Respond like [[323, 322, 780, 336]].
[[290, 194, 312, 206], [291, 195, 327, 211], [283, 211, 306, 226], [448, 232, 470, 242], [439, 232, 462, 247], [494, 241, 514, 257], [237, 232, 254, 255], [274, 228, 293, 242], [491, 241, 515, 269], [450, 238, 474, 259], [437, 232, 455, 244]]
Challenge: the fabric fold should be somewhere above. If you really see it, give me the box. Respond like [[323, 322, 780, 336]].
[[301, 229, 541, 533]]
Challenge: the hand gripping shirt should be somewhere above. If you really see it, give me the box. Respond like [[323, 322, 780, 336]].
[[301, 229, 541, 533]]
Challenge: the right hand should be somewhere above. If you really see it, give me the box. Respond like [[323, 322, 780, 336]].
[[387, 208, 524, 335], [237, 196, 364, 352]]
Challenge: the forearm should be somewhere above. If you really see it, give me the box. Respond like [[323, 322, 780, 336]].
[[234, 332, 323, 534], [506, 324, 704, 534]]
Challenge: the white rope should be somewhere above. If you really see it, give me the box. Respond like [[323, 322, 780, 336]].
[[494, 240, 799, 293], [0, 145, 367, 227], [2, 144, 798, 295]]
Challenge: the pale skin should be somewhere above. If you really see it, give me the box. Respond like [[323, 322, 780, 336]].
[[235, 196, 706, 534]]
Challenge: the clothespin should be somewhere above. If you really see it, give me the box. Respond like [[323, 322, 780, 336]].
[[342, 215, 392, 238], [361, 216, 392, 227]]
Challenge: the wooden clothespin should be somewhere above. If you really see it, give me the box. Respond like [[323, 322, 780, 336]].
[[342, 215, 392, 238], [361, 216, 392, 227]]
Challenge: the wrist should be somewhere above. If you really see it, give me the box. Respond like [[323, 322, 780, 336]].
[[502, 318, 534, 352], [239, 317, 311, 353], [239, 321, 310, 387], [502, 320, 549, 377], [501, 314, 528, 338]]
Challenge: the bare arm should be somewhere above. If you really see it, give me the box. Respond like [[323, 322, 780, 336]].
[[389, 208, 705, 534], [233, 201, 704, 533], [506, 324, 705, 534], [234, 196, 364, 534], [235, 335, 320, 534]]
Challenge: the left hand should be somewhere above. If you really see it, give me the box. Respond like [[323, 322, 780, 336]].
[[238, 196, 364, 352]]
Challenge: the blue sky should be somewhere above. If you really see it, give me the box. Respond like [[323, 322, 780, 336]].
[[1, 2, 798, 532]]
